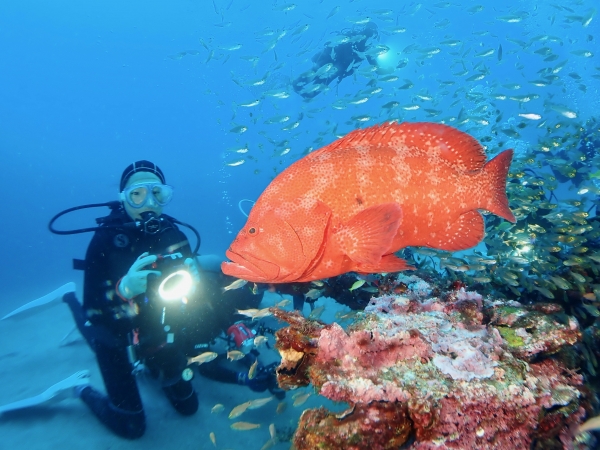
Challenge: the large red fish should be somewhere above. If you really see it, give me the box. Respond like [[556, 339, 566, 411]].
[[222, 122, 515, 283]]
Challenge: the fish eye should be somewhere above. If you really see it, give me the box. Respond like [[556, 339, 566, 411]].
[[248, 227, 256, 234]]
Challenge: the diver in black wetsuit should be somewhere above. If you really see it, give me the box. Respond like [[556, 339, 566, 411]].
[[293, 22, 379, 99], [55, 161, 271, 439], [64, 161, 200, 438], [196, 321, 283, 397]]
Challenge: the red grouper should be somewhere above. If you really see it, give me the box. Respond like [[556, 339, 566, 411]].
[[222, 122, 516, 283]]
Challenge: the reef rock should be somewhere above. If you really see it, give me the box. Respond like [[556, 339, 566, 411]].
[[272, 275, 588, 450]]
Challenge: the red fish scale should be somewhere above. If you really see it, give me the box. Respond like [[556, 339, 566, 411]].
[[257, 126, 485, 250]]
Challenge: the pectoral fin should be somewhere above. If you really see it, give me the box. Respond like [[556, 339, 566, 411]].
[[335, 203, 403, 265]]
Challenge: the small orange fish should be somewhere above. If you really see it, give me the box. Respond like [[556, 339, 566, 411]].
[[222, 122, 515, 283]]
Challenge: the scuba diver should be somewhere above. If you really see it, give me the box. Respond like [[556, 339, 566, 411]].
[[44, 161, 273, 439], [197, 321, 283, 398], [293, 22, 380, 99]]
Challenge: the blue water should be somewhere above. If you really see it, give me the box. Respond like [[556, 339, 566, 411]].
[[1, 1, 598, 303], [0, 0, 598, 445]]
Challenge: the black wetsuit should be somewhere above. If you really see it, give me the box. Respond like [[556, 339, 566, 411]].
[[63, 207, 266, 438], [67, 209, 199, 438]]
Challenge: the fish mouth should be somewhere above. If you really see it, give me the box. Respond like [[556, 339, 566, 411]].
[[222, 249, 280, 283]]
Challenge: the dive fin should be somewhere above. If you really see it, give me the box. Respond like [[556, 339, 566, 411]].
[[0, 370, 90, 415], [2, 282, 76, 320]]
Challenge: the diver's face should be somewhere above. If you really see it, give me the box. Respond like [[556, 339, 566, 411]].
[[121, 172, 164, 220]]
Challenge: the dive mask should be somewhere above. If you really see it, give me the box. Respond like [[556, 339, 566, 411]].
[[121, 182, 174, 209]]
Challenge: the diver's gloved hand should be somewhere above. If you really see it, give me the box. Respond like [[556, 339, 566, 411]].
[[184, 258, 200, 296], [118, 252, 161, 300], [236, 371, 270, 392], [184, 258, 201, 283]]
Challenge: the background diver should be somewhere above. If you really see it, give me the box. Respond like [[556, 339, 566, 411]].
[[38, 160, 280, 439], [293, 22, 380, 99]]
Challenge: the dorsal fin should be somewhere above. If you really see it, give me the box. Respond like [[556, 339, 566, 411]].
[[309, 122, 487, 173]]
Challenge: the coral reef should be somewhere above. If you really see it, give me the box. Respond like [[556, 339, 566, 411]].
[[485, 301, 581, 361], [273, 275, 590, 450], [294, 403, 412, 450]]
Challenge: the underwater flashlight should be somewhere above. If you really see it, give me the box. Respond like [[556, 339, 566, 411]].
[[158, 269, 193, 302]]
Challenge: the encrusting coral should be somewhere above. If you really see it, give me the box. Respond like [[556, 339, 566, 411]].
[[272, 274, 591, 450]]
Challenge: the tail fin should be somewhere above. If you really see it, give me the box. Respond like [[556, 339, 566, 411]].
[[481, 149, 516, 223]]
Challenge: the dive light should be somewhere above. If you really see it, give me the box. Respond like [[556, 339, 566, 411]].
[[158, 269, 194, 302], [147, 252, 196, 303]]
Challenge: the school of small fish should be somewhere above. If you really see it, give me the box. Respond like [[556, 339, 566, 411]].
[[168, 2, 596, 175]]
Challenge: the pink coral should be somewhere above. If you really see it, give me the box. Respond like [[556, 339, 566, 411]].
[[320, 377, 411, 403], [275, 274, 588, 450], [316, 322, 431, 372], [456, 287, 483, 308]]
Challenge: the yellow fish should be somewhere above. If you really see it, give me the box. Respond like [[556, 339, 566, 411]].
[[209, 432, 217, 447], [236, 308, 259, 317], [293, 392, 311, 407], [248, 396, 274, 410], [231, 421, 261, 430], [349, 279, 366, 291], [254, 336, 268, 347], [223, 278, 248, 291], [227, 350, 245, 361], [578, 415, 600, 433], [187, 352, 218, 365], [229, 401, 252, 419], [308, 305, 325, 320], [304, 288, 323, 300], [236, 307, 273, 320], [276, 401, 287, 414], [211, 403, 225, 414], [248, 359, 259, 380], [260, 438, 276, 450]]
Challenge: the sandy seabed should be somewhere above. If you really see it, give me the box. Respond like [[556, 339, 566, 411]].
[[0, 289, 344, 450]]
